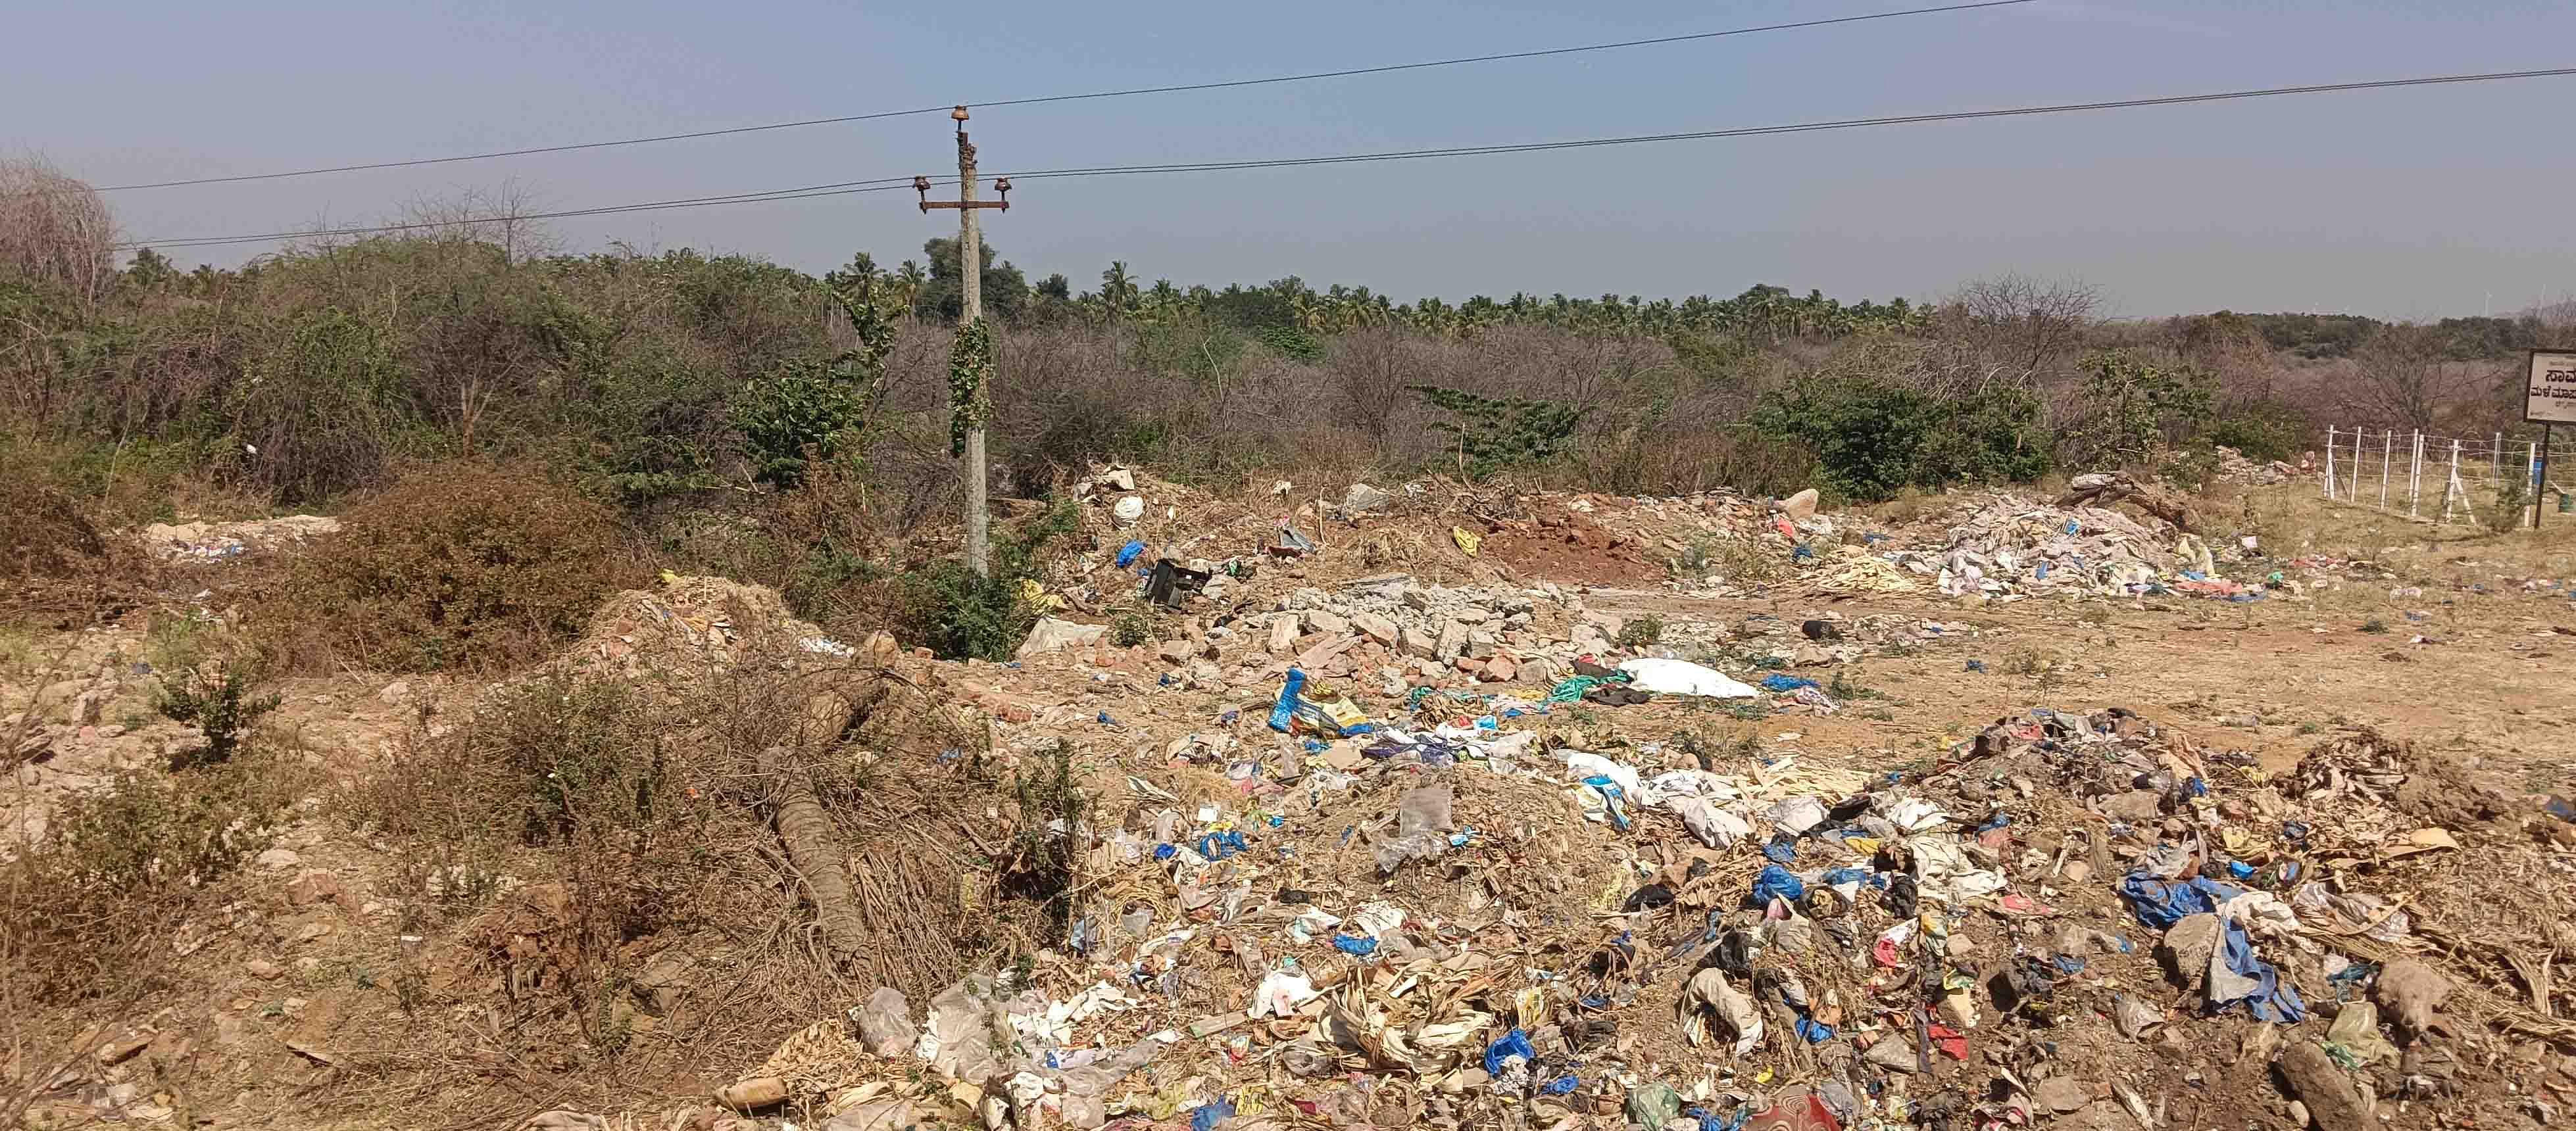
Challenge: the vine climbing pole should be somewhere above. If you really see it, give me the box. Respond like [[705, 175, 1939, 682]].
[[916, 107, 1014, 576]]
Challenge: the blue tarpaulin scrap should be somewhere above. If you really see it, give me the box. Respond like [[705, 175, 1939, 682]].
[[2215, 919, 2308, 1023], [1762, 833, 1799, 863], [1760, 674, 1820, 692], [2119, 873, 2246, 929], [1190, 1099, 1235, 1131], [1332, 934, 1377, 956], [1795, 1016, 1837, 1044], [1752, 863, 1806, 905], [1821, 866, 1887, 890], [1483, 1028, 1535, 1074]]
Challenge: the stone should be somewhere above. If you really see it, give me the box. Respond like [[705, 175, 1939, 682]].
[[2031, 1076, 2089, 1113], [1018, 617, 1106, 658], [1435, 619, 1468, 660], [2374, 959, 2454, 1035], [285, 869, 345, 907], [254, 848, 302, 870], [1451, 606, 1489, 625], [70, 690, 106, 726], [1398, 625, 1440, 660], [2099, 790, 2163, 823], [1520, 656, 1564, 685], [1780, 488, 1820, 521], [1303, 610, 1349, 636], [1486, 656, 1518, 683], [2278, 1042, 2369, 1131], [1268, 615, 1299, 655], [246, 959, 284, 980], [1579, 610, 1625, 639], [376, 681, 410, 705], [2061, 859, 2093, 883], [1156, 640, 1195, 665], [1352, 613, 1400, 647], [1453, 658, 1485, 679]]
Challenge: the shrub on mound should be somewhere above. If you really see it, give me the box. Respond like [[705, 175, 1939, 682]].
[[270, 465, 635, 671]]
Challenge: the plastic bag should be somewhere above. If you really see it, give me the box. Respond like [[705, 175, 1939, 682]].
[[1618, 658, 1761, 698], [1374, 785, 1454, 873], [856, 985, 914, 1057]]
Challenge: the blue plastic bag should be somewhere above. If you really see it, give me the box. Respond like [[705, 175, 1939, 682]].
[[1483, 1028, 1535, 1074], [1117, 539, 1146, 567], [1196, 830, 1249, 861], [2214, 919, 2307, 1023], [1760, 674, 1819, 692], [1795, 1016, 1836, 1043], [1762, 833, 1798, 863], [1268, 668, 1308, 733], [1752, 863, 1805, 905], [1542, 1074, 1579, 1095], [1190, 1099, 1235, 1131], [2119, 873, 2244, 929], [1332, 934, 1377, 956]]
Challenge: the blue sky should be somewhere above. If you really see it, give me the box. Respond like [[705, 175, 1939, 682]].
[[12, 0, 2576, 316]]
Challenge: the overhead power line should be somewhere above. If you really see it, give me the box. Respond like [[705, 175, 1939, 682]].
[[85, 0, 2031, 194], [121, 64, 2576, 251]]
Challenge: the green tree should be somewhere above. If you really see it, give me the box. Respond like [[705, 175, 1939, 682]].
[[1406, 385, 1591, 479], [2077, 349, 2216, 462], [915, 237, 1029, 322]]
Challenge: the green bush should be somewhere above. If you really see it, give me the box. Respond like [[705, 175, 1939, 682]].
[[897, 502, 1078, 660], [155, 665, 282, 768], [1408, 385, 1592, 480], [2205, 400, 2311, 463], [1753, 374, 2050, 501]]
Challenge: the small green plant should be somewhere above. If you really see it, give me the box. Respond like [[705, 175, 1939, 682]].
[[1109, 607, 1153, 648], [155, 665, 282, 768], [1827, 667, 1886, 702], [2360, 618, 2389, 635], [1716, 698, 1770, 721], [1615, 614, 1664, 649], [1004, 741, 1089, 926]]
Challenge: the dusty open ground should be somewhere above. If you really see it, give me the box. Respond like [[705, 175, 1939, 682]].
[[5, 475, 2573, 1131]]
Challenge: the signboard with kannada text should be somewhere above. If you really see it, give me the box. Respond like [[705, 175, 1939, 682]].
[[2528, 349, 2576, 424]]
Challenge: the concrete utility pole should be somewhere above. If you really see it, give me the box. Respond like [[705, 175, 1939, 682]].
[[916, 106, 1012, 575]]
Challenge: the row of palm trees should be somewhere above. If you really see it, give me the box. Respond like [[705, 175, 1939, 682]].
[[843, 257, 1926, 345]]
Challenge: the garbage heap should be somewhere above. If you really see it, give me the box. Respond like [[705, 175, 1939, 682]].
[[702, 698, 2546, 1131], [1881, 494, 2187, 600]]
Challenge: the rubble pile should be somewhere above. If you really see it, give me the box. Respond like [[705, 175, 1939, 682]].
[[137, 515, 341, 562], [1878, 494, 2187, 600], [2212, 446, 2298, 487], [681, 694, 2552, 1131]]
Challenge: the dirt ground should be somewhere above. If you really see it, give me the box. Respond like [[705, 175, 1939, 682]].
[[6, 481, 2574, 1130]]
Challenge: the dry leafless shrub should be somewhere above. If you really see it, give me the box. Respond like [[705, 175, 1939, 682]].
[[259, 464, 640, 673], [0, 154, 117, 307]]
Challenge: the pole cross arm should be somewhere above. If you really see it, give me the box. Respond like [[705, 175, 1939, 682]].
[[914, 176, 1013, 212]]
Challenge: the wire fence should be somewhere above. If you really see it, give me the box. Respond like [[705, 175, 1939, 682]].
[[2322, 426, 2576, 528]]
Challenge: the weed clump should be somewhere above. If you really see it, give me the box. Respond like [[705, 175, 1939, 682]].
[[269, 466, 635, 671], [0, 480, 105, 579], [155, 664, 282, 769], [1615, 614, 1665, 649]]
